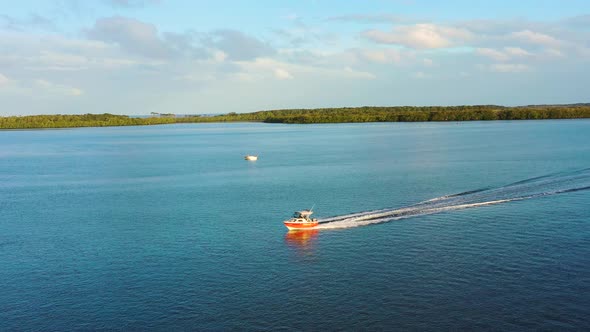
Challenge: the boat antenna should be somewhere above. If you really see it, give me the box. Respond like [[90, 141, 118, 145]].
[[310, 204, 315, 212]]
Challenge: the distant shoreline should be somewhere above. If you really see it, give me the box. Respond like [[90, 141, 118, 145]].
[[1, 104, 590, 129]]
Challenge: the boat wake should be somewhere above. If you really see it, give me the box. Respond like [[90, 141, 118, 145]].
[[315, 168, 590, 230]]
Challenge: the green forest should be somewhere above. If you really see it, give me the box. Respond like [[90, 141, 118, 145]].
[[1, 104, 590, 129]]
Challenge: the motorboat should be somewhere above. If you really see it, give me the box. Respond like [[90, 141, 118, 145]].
[[284, 210, 319, 230], [244, 155, 258, 161]]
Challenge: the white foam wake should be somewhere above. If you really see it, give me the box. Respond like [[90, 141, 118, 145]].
[[315, 199, 518, 229], [313, 168, 590, 230]]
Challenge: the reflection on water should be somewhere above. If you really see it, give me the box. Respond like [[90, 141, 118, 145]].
[[284, 230, 319, 254]]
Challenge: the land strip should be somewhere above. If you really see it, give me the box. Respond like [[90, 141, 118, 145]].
[[2, 104, 590, 129]]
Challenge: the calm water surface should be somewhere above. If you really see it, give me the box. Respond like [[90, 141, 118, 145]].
[[1, 120, 590, 330]]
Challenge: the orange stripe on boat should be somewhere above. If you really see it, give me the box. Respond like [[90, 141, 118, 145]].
[[284, 222, 319, 229]]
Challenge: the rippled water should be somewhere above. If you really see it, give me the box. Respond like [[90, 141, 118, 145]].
[[1, 120, 589, 330], [317, 168, 590, 229]]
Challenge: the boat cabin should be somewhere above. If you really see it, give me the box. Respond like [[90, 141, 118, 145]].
[[293, 210, 313, 219]]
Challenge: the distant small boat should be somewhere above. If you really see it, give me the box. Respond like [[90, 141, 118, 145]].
[[244, 155, 258, 161], [284, 210, 319, 230]]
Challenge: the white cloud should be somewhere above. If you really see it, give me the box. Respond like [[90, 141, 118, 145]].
[[504, 47, 532, 57], [411, 71, 432, 79], [3, 12, 590, 115], [0, 73, 10, 86], [234, 58, 376, 82], [476, 47, 533, 61], [510, 30, 561, 48], [489, 64, 530, 73], [360, 49, 403, 64], [85, 16, 206, 60], [274, 68, 293, 80], [343, 66, 376, 79], [32, 51, 89, 70], [204, 29, 275, 61], [476, 48, 509, 61], [363, 23, 472, 49], [211, 50, 227, 63], [35, 79, 83, 96], [544, 48, 565, 57], [0, 30, 170, 74], [86, 16, 171, 58]]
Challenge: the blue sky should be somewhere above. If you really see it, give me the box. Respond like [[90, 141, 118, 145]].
[[1, 0, 589, 115]]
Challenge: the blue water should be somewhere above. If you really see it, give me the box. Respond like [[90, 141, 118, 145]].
[[1, 120, 589, 330]]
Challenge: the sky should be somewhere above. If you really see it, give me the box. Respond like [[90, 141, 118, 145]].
[[1, 0, 589, 115]]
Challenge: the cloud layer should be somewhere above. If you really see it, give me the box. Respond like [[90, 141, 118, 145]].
[[364, 23, 473, 49], [1, 3, 590, 115]]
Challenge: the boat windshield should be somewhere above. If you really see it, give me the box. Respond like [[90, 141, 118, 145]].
[[293, 212, 302, 218]]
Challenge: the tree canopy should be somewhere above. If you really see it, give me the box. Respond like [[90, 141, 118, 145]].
[[1, 104, 590, 129]]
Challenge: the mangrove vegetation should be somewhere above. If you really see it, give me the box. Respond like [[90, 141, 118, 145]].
[[1, 104, 590, 129]]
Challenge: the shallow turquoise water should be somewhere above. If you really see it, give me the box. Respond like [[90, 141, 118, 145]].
[[1, 120, 590, 330]]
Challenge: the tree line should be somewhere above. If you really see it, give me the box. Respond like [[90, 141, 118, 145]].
[[258, 105, 590, 123], [1, 104, 590, 129], [0, 114, 177, 129]]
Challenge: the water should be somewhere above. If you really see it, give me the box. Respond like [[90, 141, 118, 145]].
[[1, 120, 589, 330], [316, 168, 590, 229]]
